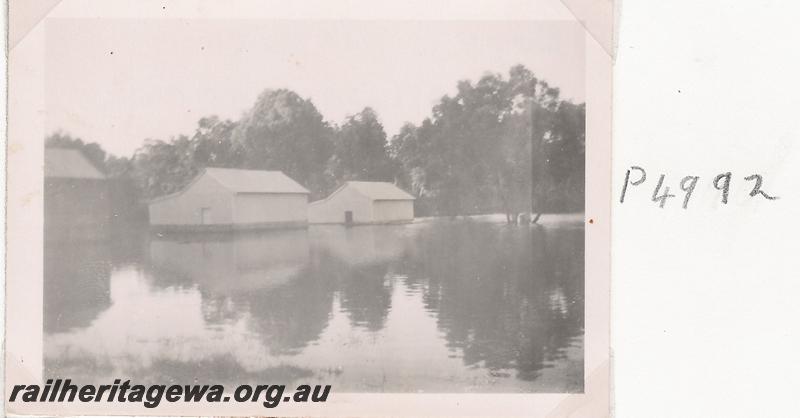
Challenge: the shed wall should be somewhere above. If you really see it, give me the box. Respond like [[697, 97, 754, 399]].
[[233, 193, 308, 225], [148, 174, 234, 225], [45, 178, 111, 241], [308, 186, 373, 223], [372, 200, 415, 222]]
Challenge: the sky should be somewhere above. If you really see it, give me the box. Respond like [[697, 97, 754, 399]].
[[46, 19, 585, 157]]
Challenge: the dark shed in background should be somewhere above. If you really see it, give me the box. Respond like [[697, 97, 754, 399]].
[[44, 148, 111, 241]]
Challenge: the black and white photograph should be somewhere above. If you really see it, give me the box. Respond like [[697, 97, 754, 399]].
[[13, 0, 800, 417], [5, 1, 615, 415], [41, 18, 587, 394]]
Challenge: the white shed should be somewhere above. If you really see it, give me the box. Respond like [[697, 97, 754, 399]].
[[309, 181, 415, 224], [148, 168, 309, 230]]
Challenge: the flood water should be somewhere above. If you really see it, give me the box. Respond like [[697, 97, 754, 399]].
[[44, 215, 585, 393]]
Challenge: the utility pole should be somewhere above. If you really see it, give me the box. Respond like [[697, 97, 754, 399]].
[[530, 100, 544, 224]]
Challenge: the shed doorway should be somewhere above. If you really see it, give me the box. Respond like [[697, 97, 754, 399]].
[[200, 207, 211, 225], [344, 210, 353, 225]]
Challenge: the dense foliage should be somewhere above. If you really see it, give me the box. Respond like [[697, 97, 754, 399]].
[[46, 64, 585, 222]]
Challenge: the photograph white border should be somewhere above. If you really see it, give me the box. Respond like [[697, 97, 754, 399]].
[[5, 1, 611, 416]]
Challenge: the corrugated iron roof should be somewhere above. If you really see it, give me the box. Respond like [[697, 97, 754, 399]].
[[205, 168, 309, 194], [44, 148, 105, 179], [346, 181, 415, 200]]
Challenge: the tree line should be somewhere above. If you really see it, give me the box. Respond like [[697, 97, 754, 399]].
[[46, 64, 585, 223]]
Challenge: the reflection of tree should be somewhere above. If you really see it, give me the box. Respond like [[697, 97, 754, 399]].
[[536, 227, 585, 362], [339, 264, 393, 332], [44, 241, 113, 333], [147, 230, 335, 355], [401, 221, 584, 381], [309, 226, 407, 332], [46, 219, 584, 389], [329, 254, 394, 332], [106, 226, 149, 266], [238, 263, 334, 355], [199, 292, 243, 326], [144, 356, 314, 386], [44, 227, 149, 381]]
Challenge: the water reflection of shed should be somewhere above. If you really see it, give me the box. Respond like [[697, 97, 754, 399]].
[[308, 225, 408, 266], [149, 229, 333, 354], [44, 241, 112, 333], [148, 230, 311, 295]]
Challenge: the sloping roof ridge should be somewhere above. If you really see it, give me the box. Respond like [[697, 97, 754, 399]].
[[309, 180, 415, 205], [206, 167, 309, 194], [344, 181, 387, 201], [347, 180, 416, 200], [205, 167, 281, 173], [45, 147, 107, 179], [309, 182, 351, 206], [148, 167, 312, 204], [147, 168, 210, 204]]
